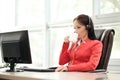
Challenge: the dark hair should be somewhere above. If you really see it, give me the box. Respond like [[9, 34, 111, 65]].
[[73, 14, 96, 40]]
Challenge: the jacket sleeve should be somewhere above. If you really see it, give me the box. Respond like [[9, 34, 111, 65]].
[[67, 41, 103, 71], [59, 42, 71, 65]]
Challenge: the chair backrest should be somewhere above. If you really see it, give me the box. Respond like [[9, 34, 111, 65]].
[[94, 29, 115, 70]]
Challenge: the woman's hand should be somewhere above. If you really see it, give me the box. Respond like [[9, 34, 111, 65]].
[[55, 65, 68, 72], [64, 36, 69, 43]]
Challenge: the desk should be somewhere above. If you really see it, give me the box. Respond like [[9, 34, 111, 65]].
[[0, 71, 120, 80]]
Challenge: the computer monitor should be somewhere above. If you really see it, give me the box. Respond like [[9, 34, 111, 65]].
[[0, 30, 32, 72]]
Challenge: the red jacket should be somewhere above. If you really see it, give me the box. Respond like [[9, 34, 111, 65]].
[[59, 38, 103, 72]]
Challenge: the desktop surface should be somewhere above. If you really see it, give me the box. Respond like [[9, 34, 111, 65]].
[[0, 71, 120, 80], [0, 68, 120, 80], [0, 71, 107, 80]]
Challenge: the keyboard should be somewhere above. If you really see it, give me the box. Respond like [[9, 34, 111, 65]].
[[23, 68, 55, 72]]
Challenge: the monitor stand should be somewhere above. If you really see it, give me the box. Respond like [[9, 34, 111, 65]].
[[6, 59, 23, 72]]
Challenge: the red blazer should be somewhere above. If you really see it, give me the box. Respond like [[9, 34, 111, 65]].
[[59, 38, 103, 72]]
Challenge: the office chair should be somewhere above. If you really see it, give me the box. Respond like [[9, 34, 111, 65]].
[[93, 29, 115, 72]]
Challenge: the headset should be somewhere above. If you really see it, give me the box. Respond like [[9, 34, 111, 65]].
[[86, 16, 91, 30]]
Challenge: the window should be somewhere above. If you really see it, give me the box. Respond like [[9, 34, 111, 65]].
[[28, 30, 46, 67], [100, 0, 120, 14], [16, 0, 45, 26], [49, 27, 74, 66], [110, 25, 120, 59], [0, 0, 15, 31], [50, 0, 93, 24]]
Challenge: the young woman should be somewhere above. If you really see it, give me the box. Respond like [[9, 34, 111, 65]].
[[55, 14, 103, 72]]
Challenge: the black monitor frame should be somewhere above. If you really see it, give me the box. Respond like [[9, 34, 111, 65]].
[[0, 30, 32, 72]]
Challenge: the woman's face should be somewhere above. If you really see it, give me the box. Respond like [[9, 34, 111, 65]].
[[73, 20, 88, 40]]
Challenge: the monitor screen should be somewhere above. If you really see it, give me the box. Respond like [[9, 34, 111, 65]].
[[0, 30, 32, 72]]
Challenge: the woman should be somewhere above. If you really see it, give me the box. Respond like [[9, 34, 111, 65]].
[[55, 14, 103, 72]]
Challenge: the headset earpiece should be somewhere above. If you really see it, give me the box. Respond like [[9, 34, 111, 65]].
[[86, 24, 91, 30], [86, 16, 91, 30]]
